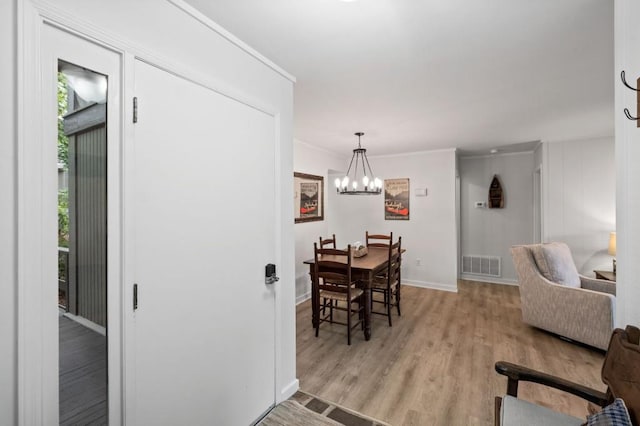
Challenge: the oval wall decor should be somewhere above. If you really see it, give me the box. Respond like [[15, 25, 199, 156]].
[[488, 175, 505, 208]]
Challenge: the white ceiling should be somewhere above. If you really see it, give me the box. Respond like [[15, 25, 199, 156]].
[[184, 0, 614, 156]]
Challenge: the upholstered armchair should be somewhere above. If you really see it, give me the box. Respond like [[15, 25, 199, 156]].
[[511, 243, 616, 350]]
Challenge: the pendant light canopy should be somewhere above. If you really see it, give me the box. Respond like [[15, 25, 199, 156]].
[[335, 132, 382, 195]]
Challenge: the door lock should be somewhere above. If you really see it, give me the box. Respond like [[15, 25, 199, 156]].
[[265, 263, 279, 285]]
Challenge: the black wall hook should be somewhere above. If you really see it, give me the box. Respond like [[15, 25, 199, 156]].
[[621, 71, 640, 91], [624, 108, 638, 121], [621, 70, 640, 126]]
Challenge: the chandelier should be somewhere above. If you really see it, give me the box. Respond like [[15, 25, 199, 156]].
[[335, 132, 382, 195]]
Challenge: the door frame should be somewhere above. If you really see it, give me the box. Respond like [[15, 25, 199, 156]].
[[18, 4, 125, 424], [533, 166, 543, 243], [18, 2, 286, 424]]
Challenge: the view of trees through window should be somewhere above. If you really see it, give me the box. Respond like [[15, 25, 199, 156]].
[[58, 72, 69, 249], [58, 72, 69, 308]]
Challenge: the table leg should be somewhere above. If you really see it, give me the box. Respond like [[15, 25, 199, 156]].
[[309, 265, 318, 329], [364, 271, 372, 340]]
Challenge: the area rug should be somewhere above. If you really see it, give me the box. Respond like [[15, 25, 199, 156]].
[[259, 391, 390, 426]]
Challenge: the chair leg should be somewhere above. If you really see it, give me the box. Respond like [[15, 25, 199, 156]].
[[387, 288, 393, 327], [396, 286, 401, 316], [347, 300, 352, 345], [329, 300, 334, 323]]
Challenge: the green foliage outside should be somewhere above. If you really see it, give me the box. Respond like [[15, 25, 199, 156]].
[[58, 72, 70, 249], [58, 189, 69, 248], [58, 72, 69, 167]]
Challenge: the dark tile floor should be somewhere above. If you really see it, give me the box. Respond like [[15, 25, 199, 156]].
[[291, 391, 390, 426]]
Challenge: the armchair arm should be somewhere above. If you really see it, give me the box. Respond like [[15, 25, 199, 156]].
[[580, 275, 616, 295], [495, 361, 608, 406]]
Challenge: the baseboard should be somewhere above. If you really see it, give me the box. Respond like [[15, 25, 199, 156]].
[[460, 274, 519, 286], [296, 292, 311, 305], [279, 378, 299, 403], [296, 272, 311, 305], [63, 312, 106, 336], [402, 279, 458, 293]]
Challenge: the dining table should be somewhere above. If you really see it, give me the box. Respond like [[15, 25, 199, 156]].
[[303, 246, 398, 341]]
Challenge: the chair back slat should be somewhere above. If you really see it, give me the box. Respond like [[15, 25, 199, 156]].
[[366, 231, 393, 248]]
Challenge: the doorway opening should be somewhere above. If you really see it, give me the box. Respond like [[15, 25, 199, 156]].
[[57, 60, 108, 425]]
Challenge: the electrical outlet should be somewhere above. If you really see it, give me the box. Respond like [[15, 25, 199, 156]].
[[416, 258, 422, 266]]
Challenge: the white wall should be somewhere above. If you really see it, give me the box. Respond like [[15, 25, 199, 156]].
[[0, 0, 16, 423], [543, 138, 616, 276], [329, 149, 458, 292], [13, 0, 297, 422], [293, 140, 346, 302], [459, 152, 535, 284], [615, 0, 640, 328]]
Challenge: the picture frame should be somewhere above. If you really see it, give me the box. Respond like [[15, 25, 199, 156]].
[[294, 172, 324, 223], [384, 178, 410, 220]]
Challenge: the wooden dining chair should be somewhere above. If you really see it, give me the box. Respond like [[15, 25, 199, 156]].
[[371, 237, 402, 326], [366, 231, 393, 248], [313, 243, 364, 345], [319, 234, 336, 249]]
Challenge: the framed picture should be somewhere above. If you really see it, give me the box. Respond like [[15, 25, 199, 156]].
[[294, 172, 324, 223], [384, 178, 410, 220]]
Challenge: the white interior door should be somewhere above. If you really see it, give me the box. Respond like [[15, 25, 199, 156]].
[[130, 60, 277, 425]]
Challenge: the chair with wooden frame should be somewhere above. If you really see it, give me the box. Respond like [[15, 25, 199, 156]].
[[371, 237, 402, 326], [494, 325, 640, 425], [366, 231, 393, 248], [313, 243, 364, 345]]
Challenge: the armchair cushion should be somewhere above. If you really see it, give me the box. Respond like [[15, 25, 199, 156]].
[[531, 242, 581, 288], [500, 396, 582, 426], [585, 398, 632, 426]]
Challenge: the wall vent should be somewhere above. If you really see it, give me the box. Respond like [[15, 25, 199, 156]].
[[461, 255, 501, 277]]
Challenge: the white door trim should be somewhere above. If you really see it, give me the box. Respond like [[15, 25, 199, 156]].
[[533, 166, 542, 244], [17, 3, 48, 424]]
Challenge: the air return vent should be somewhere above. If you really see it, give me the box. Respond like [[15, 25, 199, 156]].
[[461, 255, 501, 277]]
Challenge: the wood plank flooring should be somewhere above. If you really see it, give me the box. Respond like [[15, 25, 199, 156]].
[[59, 315, 108, 426], [296, 280, 605, 426]]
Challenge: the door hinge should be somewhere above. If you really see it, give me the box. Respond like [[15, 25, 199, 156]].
[[133, 97, 138, 123], [133, 283, 138, 311]]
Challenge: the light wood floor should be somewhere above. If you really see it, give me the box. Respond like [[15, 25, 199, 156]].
[[296, 280, 605, 426]]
